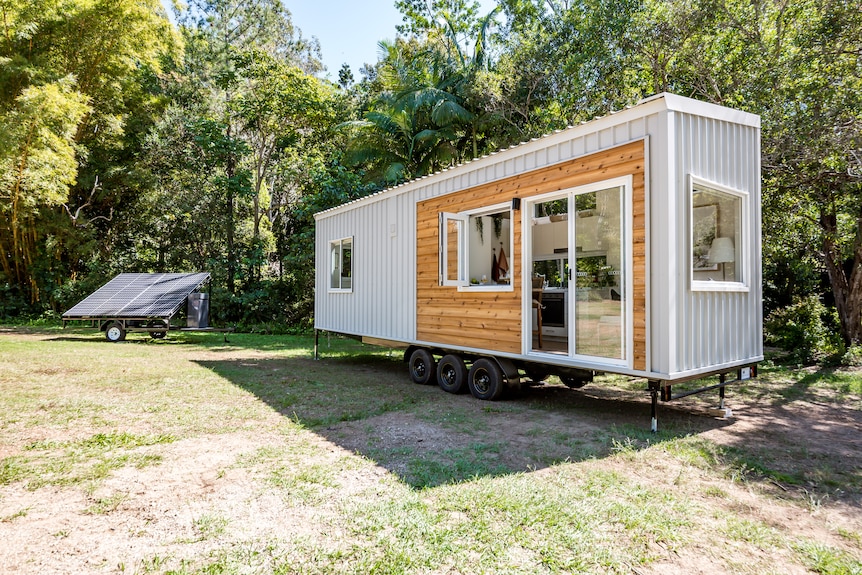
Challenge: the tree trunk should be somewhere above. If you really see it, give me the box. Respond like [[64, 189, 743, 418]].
[[821, 210, 862, 346], [225, 122, 236, 296]]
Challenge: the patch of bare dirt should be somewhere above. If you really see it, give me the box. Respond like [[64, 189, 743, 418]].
[[0, 430, 389, 574]]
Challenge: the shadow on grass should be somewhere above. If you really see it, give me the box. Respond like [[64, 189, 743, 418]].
[[773, 365, 862, 403], [196, 349, 733, 490]]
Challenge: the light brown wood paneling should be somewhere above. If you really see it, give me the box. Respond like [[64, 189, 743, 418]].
[[416, 140, 647, 368]]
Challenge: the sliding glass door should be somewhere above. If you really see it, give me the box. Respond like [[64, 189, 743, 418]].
[[528, 178, 630, 365]]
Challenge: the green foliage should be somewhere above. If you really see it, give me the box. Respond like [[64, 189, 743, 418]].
[[0, 78, 90, 301], [765, 296, 843, 364], [0, 0, 179, 307], [344, 2, 507, 186], [0, 0, 860, 349], [793, 541, 862, 575], [841, 346, 862, 368]]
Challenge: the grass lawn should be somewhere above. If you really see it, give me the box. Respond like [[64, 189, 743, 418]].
[[0, 325, 860, 574]]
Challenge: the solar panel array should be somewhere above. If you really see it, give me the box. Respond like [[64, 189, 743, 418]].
[[63, 273, 211, 319]]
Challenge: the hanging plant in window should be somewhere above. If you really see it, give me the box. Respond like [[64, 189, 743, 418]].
[[492, 214, 503, 239], [475, 213, 505, 244]]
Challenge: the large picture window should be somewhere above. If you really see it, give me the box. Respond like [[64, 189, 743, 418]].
[[330, 237, 353, 291], [440, 205, 513, 290], [691, 178, 746, 290]]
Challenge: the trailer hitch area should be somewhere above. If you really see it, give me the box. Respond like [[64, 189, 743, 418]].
[[647, 364, 758, 432]]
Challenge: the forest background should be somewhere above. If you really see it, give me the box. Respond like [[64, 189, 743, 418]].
[[1, 0, 860, 364]]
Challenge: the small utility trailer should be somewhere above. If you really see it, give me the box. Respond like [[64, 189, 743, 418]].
[[314, 93, 763, 430], [62, 273, 232, 342]]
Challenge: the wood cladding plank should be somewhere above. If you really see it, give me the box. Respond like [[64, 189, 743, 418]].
[[416, 140, 648, 364], [416, 327, 521, 353]]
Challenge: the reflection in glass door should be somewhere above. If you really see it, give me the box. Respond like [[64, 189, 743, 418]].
[[573, 187, 625, 361], [530, 197, 569, 354]]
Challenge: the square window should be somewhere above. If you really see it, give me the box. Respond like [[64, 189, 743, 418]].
[[691, 180, 745, 288], [467, 209, 511, 286]]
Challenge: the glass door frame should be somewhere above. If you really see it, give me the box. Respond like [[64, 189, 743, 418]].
[[522, 175, 634, 368]]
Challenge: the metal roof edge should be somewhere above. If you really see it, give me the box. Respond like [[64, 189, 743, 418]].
[[647, 92, 761, 128], [315, 93, 759, 220]]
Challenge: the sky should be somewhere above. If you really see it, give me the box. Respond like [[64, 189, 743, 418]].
[[284, 0, 499, 81], [160, 1, 499, 82]]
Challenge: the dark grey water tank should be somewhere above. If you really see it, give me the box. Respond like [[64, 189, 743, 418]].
[[187, 292, 209, 328]]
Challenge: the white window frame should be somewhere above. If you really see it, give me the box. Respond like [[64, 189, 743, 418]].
[[329, 236, 354, 293], [689, 175, 749, 293], [439, 213, 467, 287], [439, 202, 514, 292]]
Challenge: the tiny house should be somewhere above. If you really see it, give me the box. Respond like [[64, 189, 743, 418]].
[[314, 93, 762, 427]]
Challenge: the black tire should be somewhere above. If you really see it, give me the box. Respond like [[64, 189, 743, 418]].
[[408, 348, 436, 385], [105, 321, 126, 342], [437, 354, 468, 394], [560, 375, 589, 389], [468, 358, 505, 400], [524, 365, 550, 384], [148, 320, 168, 339]]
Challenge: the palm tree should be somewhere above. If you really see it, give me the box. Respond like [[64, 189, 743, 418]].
[[343, 6, 503, 184]]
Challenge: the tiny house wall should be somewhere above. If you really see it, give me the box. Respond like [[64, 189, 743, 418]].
[[651, 102, 763, 377], [314, 194, 417, 343]]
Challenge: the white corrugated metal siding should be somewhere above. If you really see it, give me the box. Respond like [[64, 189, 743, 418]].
[[314, 195, 416, 341], [668, 112, 763, 375]]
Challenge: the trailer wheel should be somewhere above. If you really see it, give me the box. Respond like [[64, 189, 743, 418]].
[[560, 375, 589, 389], [437, 354, 468, 394], [148, 320, 168, 339], [105, 322, 126, 342], [408, 348, 436, 385], [468, 358, 505, 400]]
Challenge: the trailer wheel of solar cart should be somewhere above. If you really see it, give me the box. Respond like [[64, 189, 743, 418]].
[[147, 319, 168, 339], [104, 321, 126, 342]]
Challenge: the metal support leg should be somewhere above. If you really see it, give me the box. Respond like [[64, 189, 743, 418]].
[[719, 373, 726, 410], [314, 329, 319, 360], [649, 380, 660, 433]]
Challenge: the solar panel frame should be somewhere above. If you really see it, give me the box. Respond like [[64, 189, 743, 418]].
[[62, 273, 211, 320]]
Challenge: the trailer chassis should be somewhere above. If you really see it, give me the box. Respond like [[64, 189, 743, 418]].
[[62, 317, 234, 342], [314, 329, 758, 431]]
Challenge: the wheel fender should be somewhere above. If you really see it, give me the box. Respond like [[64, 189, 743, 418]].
[[101, 320, 123, 332], [404, 346, 420, 363], [492, 357, 521, 390]]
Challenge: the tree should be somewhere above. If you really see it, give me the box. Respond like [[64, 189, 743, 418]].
[[176, 0, 323, 73], [171, 0, 324, 295], [345, 3, 506, 184], [0, 0, 177, 307], [643, 0, 862, 345], [752, 0, 862, 345], [0, 79, 89, 301], [342, 39, 459, 183], [232, 50, 336, 282], [338, 64, 355, 89]]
